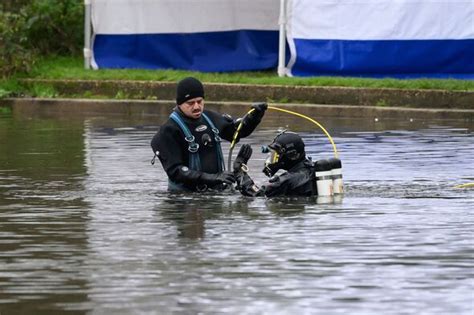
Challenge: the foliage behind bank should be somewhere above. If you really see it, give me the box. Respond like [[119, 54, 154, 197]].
[[0, 0, 83, 78]]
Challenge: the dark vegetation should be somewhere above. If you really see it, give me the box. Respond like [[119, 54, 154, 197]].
[[0, 0, 83, 78]]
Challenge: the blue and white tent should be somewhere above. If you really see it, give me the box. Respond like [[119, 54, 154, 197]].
[[87, 0, 474, 78], [284, 0, 474, 78], [90, 0, 279, 72]]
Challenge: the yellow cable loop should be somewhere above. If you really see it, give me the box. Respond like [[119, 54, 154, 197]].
[[228, 106, 339, 171], [454, 183, 474, 189], [230, 107, 470, 190], [267, 106, 339, 158]]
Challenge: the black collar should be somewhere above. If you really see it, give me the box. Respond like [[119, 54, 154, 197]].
[[287, 159, 311, 172]]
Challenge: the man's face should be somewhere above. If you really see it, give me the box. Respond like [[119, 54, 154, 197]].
[[179, 97, 204, 119]]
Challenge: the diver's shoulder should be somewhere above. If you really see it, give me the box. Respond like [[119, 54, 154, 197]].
[[157, 118, 182, 136], [203, 109, 235, 124]]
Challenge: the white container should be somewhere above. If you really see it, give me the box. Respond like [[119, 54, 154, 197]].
[[328, 158, 344, 194], [314, 159, 333, 196], [316, 195, 334, 205], [332, 194, 343, 204]]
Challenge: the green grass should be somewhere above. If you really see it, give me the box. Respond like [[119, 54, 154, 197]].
[[25, 56, 474, 91], [0, 79, 24, 98], [1, 55, 472, 99]]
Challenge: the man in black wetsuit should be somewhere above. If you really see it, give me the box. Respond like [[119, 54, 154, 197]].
[[233, 131, 318, 197], [151, 77, 267, 192]]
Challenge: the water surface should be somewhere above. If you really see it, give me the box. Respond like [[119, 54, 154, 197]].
[[0, 106, 472, 314]]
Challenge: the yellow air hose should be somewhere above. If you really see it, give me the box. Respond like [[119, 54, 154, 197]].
[[454, 183, 474, 189], [229, 107, 471, 191], [227, 106, 339, 171]]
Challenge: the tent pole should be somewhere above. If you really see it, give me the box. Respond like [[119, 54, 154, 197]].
[[84, 0, 92, 69], [277, 0, 287, 77]]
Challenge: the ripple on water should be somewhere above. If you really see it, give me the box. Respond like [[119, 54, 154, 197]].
[[0, 116, 472, 314]]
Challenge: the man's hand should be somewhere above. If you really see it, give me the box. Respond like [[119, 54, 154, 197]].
[[200, 172, 236, 186], [233, 144, 253, 173], [251, 102, 268, 113]]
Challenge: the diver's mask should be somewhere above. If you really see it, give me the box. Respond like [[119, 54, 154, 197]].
[[262, 146, 282, 177]]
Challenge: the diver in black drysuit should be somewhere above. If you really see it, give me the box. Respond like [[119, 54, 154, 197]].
[[233, 131, 318, 197], [151, 77, 267, 192]]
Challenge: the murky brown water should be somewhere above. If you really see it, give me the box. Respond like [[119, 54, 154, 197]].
[[0, 104, 473, 314]]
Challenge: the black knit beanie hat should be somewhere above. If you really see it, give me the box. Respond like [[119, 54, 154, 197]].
[[176, 77, 205, 105]]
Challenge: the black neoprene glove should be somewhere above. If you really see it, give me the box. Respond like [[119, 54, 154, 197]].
[[233, 144, 253, 174], [251, 102, 268, 114], [200, 172, 236, 186]]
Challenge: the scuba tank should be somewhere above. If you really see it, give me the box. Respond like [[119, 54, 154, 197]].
[[314, 159, 333, 196], [328, 158, 344, 194]]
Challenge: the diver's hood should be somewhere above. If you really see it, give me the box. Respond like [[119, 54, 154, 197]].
[[262, 131, 306, 177]]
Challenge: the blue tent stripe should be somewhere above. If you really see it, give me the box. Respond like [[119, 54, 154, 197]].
[[93, 30, 279, 72], [290, 39, 474, 79]]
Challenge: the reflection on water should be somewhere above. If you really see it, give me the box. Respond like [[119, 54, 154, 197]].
[[0, 108, 473, 314]]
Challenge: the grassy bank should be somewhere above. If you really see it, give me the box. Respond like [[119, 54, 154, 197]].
[[1, 56, 474, 99]]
